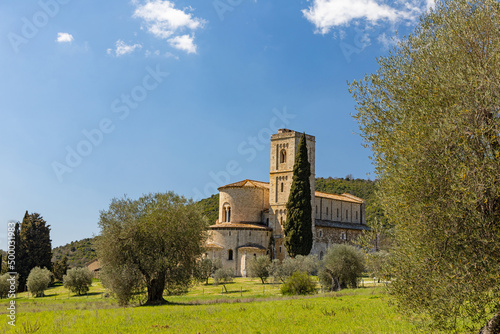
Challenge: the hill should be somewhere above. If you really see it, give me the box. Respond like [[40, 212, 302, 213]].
[[196, 193, 219, 224], [52, 237, 97, 268]]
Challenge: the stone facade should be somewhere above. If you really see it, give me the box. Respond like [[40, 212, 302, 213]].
[[206, 129, 369, 276]]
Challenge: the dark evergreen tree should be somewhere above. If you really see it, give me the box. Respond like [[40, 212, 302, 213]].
[[18, 211, 52, 290], [284, 133, 313, 257], [53, 256, 69, 281]]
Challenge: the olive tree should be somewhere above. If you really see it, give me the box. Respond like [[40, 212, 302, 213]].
[[96, 192, 208, 305], [247, 255, 271, 284], [63, 267, 93, 295], [318, 245, 364, 291], [350, 0, 500, 330], [26, 267, 52, 297]]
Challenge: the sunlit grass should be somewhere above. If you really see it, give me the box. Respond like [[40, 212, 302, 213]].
[[0, 278, 440, 334]]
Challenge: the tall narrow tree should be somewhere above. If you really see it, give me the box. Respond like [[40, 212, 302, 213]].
[[18, 212, 52, 290], [284, 133, 313, 257]]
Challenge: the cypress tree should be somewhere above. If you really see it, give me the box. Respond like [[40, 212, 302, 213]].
[[18, 211, 52, 290], [284, 133, 313, 257]]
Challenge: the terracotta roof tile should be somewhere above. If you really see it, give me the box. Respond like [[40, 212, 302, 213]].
[[315, 191, 364, 204], [218, 179, 270, 191]]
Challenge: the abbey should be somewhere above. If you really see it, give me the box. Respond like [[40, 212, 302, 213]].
[[205, 129, 369, 276]]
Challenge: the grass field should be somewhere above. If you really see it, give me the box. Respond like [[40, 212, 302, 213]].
[[0, 278, 442, 334]]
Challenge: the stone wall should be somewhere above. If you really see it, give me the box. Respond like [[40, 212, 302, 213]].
[[206, 227, 271, 276], [219, 187, 269, 223]]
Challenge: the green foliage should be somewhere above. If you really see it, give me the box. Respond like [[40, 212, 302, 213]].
[[247, 256, 271, 284], [285, 133, 313, 257], [270, 255, 318, 283], [0, 273, 17, 298], [52, 238, 97, 268], [365, 251, 392, 282], [315, 177, 375, 201], [194, 258, 222, 284], [18, 212, 52, 291], [96, 191, 208, 305], [280, 271, 316, 295], [26, 267, 52, 297], [63, 267, 93, 295], [100, 264, 143, 306], [213, 267, 234, 286], [195, 194, 219, 223], [319, 244, 364, 291], [350, 0, 500, 330], [53, 256, 69, 281]]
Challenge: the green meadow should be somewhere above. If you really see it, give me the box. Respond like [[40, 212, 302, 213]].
[[0, 278, 440, 334]]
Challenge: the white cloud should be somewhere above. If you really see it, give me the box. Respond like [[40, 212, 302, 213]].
[[302, 0, 427, 34], [108, 40, 142, 57], [56, 32, 74, 43], [377, 32, 399, 50], [132, 0, 205, 54], [168, 34, 196, 54]]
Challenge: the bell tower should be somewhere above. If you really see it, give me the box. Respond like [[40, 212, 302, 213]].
[[269, 129, 315, 260]]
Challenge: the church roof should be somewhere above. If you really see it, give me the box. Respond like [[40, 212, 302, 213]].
[[205, 243, 224, 249], [218, 180, 364, 203], [209, 222, 272, 231], [237, 244, 267, 251], [218, 179, 270, 191], [315, 191, 365, 204]]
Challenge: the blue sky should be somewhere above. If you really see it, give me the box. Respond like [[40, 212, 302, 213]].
[[0, 0, 432, 247]]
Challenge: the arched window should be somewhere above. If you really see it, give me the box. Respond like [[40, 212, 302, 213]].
[[326, 207, 328, 216], [337, 208, 339, 218], [228, 249, 233, 261], [280, 149, 286, 163], [223, 203, 231, 222], [281, 183, 284, 192], [346, 210, 348, 220], [356, 211, 358, 220]]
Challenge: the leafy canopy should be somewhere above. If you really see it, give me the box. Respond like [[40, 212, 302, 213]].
[[350, 0, 500, 330], [96, 191, 208, 305]]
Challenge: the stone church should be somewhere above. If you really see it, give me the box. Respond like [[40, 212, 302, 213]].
[[205, 129, 369, 276]]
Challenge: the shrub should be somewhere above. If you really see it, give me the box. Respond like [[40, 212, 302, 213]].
[[213, 267, 233, 286], [26, 267, 52, 297], [194, 258, 222, 284], [247, 256, 271, 284], [0, 273, 17, 298], [319, 244, 365, 291], [270, 255, 318, 282], [280, 271, 316, 295], [63, 267, 93, 295]]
